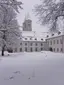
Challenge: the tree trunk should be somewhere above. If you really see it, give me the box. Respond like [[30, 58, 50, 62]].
[[1, 46, 5, 56], [1, 30, 6, 56]]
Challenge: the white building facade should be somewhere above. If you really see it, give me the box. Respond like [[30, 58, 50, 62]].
[[12, 37, 47, 52], [8, 15, 64, 53], [11, 15, 47, 53], [46, 34, 64, 53]]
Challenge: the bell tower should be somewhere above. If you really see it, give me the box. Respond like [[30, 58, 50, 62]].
[[23, 13, 32, 31]]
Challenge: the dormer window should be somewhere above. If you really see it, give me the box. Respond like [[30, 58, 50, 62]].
[[41, 38, 43, 40], [25, 38, 27, 40], [35, 38, 37, 40], [52, 34, 54, 36], [46, 35, 49, 37], [58, 31, 61, 35], [30, 38, 32, 40]]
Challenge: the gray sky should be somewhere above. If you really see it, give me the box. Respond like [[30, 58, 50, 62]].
[[17, 0, 48, 35], [17, 0, 64, 38]]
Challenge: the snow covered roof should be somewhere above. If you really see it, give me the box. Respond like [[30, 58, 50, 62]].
[[22, 31, 34, 37], [20, 31, 44, 41], [46, 32, 64, 39], [21, 37, 44, 42]]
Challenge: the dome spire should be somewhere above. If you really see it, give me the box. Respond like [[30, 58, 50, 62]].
[[24, 13, 31, 20]]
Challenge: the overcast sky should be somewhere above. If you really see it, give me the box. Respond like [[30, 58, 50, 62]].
[[16, 0, 64, 38], [17, 0, 48, 35]]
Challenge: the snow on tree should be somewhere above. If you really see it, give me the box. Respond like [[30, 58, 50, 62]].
[[34, 0, 64, 32], [0, 0, 23, 56]]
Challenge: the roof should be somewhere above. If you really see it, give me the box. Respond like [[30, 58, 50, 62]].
[[20, 31, 45, 42], [20, 37, 44, 42], [46, 32, 64, 40]]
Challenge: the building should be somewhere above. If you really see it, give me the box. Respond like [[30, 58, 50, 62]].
[[7, 14, 64, 53], [46, 32, 64, 53], [8, 15, 47, 53], [13, 37, 47, 52]]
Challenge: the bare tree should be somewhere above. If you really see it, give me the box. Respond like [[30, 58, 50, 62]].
[[34, 0, 64, 32], [0, 0, 23, 56]]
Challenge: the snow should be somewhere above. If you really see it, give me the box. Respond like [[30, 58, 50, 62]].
[[0, 51, 64, 85]]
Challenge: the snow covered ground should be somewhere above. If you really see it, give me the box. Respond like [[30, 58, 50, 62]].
[[0, 51, 64, 85]]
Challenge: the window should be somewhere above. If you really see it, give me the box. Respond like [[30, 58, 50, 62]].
[[54, 48, 55, 52], [50, 41, 52, 45], [61, 48, 63, 52], [41, 48, 43, 51], [35, 43, 38, 46], [15, 48, 17, 52], [60, 39, 62, 44], [57, 40, 59, 44], [20, 43, 22, 45], [20, 48, 22, 52], [30, 43, 32, 46], [48, 41, 49, 45], [25, 47, 27, 52], [25, 43, 27, 46], [30, 48, 33, 52], [57, 48, 59, 52], [54, 40, 55, 44], [35, 48, 37, 51], [41, 43, 43, 46]]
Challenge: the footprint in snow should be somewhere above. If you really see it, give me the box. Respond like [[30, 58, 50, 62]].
[[13, 71, 20, 74], [9, 76, 14, 80], [28, 77, 31, 79]]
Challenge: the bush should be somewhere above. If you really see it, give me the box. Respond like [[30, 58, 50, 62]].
[[7, 48, 13, 53]]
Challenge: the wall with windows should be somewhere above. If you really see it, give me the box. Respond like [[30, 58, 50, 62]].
[[12, 40, 48, 52], [46, 35, 64, 53]]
